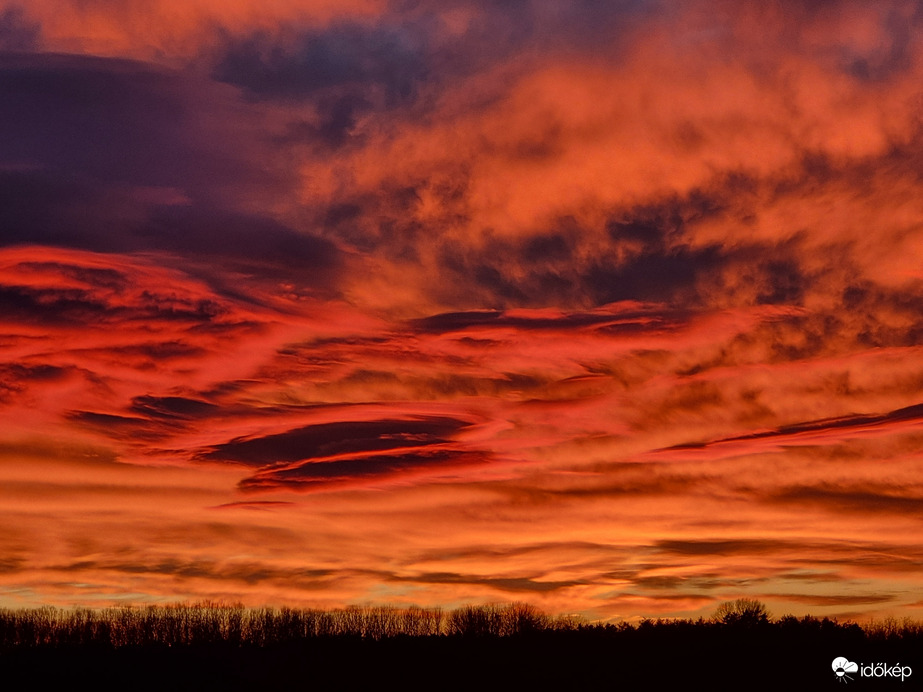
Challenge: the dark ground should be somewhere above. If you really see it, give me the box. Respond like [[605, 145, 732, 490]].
[[2, 625, 918, 690]]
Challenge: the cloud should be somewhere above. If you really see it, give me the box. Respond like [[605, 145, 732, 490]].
[[0, 53, 342, 301], [194, 415, 500, 492], [391, 571, 583, 594], [0, 53, 236, 192], [0, 0, 388, 58], [662, 401, 923, 453], [239, 448, 494, 492], [769, 593, 896, 606], [2, 0, 923, 622], [211, 500, 295, 510], [0, 7, 38, 50], [51, 556, 336, 587], [0, 557, 23, 574], [0, 438, 119, 467], [213, 23, 428, 104], [129, 396, 221, 421], [409, 304, 691, 334], [201, 416, 476, 466], [655, 539, 803, 557], [768, 485, 923, 516]]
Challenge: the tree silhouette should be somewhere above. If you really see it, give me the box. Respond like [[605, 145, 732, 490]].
[[713, 599, 770, 627]]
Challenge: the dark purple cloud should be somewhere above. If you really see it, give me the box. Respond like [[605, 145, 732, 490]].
[[666, 401, 923, 451], [410, 305, 691, 334], [201, 416, 476, 467], [0, 8, 38, 51], [239, 448, 492, 492], [0, 52, 342, 296], [129, 395, 221, 421]]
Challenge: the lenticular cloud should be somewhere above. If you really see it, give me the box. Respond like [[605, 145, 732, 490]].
[[1, 0, 923, 622]]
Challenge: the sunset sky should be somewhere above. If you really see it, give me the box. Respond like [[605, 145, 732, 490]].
[[2, 0, 923, 623]]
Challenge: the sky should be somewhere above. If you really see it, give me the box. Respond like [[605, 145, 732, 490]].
[[1, 0, 922, 623]]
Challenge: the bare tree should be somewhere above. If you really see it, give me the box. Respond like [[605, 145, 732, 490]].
[[713, 598, 770, 627]]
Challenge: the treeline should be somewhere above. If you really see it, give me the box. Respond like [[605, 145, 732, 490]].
[[0, 600, 921, 649], [2, 602, 921, 689], [0, 602, 571, 648]]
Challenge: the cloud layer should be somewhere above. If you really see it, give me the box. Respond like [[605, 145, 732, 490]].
[[0, 0, 922, 621]]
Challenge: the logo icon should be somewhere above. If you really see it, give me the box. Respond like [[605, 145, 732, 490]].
[[832, 657, 859, 683]]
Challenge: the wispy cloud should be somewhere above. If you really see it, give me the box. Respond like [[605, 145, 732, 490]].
[[0, 0, 921, 621]]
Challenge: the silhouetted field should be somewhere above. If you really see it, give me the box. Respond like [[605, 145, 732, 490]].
[[1, 601, 920, 689]]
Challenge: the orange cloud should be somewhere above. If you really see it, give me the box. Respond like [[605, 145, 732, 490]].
[[0, 0, 387, 58], [2, 0, 923, 623]]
